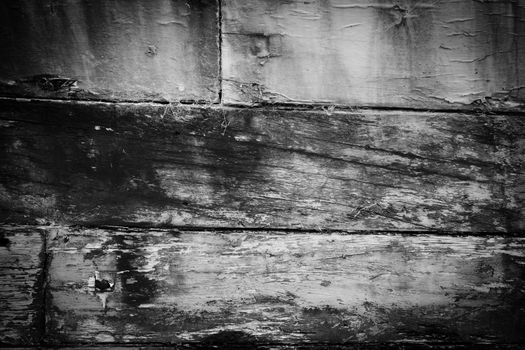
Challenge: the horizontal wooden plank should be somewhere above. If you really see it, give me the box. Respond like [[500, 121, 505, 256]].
[[0, 0, 219, 102], [17, 344, 521, 349], [45, 226, 525, 344], [12, 348, 525, 350], [0, 226, 45, 345], [222, 0, 525, 111], [0, 348, 505, 350], [0, 98, 524, 232]]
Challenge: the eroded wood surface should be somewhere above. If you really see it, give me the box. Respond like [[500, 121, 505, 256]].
[[45, 226, 525, 344], [222, 0, 525, 110], [1, 99, 524, 232], [0, 226, 45, 345], [0, 0, 219, 102]]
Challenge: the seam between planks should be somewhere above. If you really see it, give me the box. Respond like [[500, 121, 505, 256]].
[[1, 96, 525, 117], [218, 0, 223, 105], [22, 223, 525, 237], [29, 341, 525, 349]]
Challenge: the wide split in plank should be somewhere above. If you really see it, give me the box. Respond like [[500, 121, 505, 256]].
[[0, 225, 46, 345], [44, 225, 525, 344], [0, 0, 219, 103], [222, 0, 525, 111], [0, 98, 524, 232]]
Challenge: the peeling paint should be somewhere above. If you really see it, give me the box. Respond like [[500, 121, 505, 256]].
[[222, 0, 525, 110], [0, 226, 45, 345], [43, 226, 525, 344]]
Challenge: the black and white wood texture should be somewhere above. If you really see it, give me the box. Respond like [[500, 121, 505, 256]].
[[0, 225, 45, 345], [1, 0, 525, 348], [0, 0, 219, 103], [222, 0, 525, 110], [1, 99, 524, 232], [2, 225, 523, 346]]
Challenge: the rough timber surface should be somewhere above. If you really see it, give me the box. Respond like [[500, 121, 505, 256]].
[[222, 0, 525, 110], [8, 348, 525, 350], [0, 348, 505, 350], [1, 98, 524, 232], [0, 225, 45, 345], [0, 0, 219, 102], [45, 226, 525, 344]]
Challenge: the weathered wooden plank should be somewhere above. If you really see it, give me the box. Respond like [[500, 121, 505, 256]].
[[1, 98, 523, 232], [0, 0, 219, 102], [222, 0, 525, 110], [10, 347, 525, 350], [0, 226, 45, 345], [7, 347, 525, 350], [495, 115, 525, 233], [45, 226, 525, 344]]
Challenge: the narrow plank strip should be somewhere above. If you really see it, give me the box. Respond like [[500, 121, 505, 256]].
[[10, 347, 525, 350], [495, 115, 525, 232], [222, 0, 525, 111], [45, 226, 525, 344], [0, 226, 45, 345], [0, 98, 523, 232], [0, 0, 219, 102]]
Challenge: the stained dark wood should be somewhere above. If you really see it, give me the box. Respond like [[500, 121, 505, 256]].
[[8, 346, 525, 349], [0, 0, 219, 102], [222, 0, 525, 111], [45, 226, 525, 344], [1, 98, 524, 232], [0, 225, 45, 345]]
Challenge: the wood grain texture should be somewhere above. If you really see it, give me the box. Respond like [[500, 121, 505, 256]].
[[6, 348, 518, 350], [45, 226, 525, 344], [0, 0, 219, 102], [222, 0, 525, 110], [0, 226, 45, 345], [1, 98, 524, 232], [11, 348, 525, 350]]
